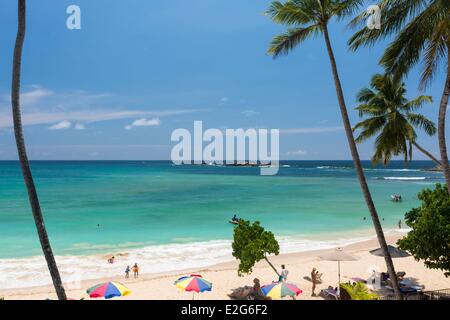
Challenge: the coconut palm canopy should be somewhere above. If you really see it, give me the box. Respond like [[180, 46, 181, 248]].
[[353, 73, 437, 165], [349, 0, 450, 88], [349, 0, 450, 194]]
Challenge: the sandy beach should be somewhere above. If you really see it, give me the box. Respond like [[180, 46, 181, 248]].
[[2, 235, 449, 300]]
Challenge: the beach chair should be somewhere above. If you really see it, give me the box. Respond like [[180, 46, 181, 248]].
[[320, 286, 339, 300], [350, 277, 367, 284]]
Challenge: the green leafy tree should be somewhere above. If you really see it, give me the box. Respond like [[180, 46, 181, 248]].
[[397, 183, 450, 277], [266, 0, 402, 298], [232, 220, 280, 276], [353, 73, 438, 165], [349, 0, 450, 194], [340, 282, 378, 300]]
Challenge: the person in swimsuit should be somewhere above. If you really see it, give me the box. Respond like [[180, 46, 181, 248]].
[[132, 263, 139, 279], [311, 268, 319, 296]]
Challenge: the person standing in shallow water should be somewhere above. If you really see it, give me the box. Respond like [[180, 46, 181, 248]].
[[398, 219, 402, 229], [125, 266, 130, 279]]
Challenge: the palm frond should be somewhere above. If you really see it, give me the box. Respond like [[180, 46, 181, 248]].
[[356, 87, 376, 103], [334, 0, 365, 20], [380, 1, 444, 82], [266, 0, 316, 25], [401, 95, 433, 111], [406, 113, 437, 136], [420, 16, 449, 89], [268, 25, 320, 58], [353, 115, 386, 143], [348, 0, 429, 50]]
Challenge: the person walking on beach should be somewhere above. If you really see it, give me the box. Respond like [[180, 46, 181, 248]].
[[125, 266, 130, 279], [311, 268, 319, 296], [279, 265, 288, 282], [132, 263, 139, 279], [398, 219, 402, 229]]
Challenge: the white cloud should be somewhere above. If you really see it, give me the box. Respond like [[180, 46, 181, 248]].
[[21, 88, 54, 106], [75, 123, 86, 130], [125, 117, 161, 130], [49, 120, 72, 130], [220, 97, 229, 103], [0, 109, 199, 128], [287, 149, 308, 156], [0, 86, 204, 129], [242, 110, 260, 117], [280, 126, 343, 134]]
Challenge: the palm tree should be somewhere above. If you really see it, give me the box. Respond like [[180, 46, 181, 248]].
[[11, 0, 67, 300], [267, 0, 402, 298], [349, 0, 450, 194], [354, 73, 439, 166]]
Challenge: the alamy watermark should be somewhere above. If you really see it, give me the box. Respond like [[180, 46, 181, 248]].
[[171, 121, 279, 176], [366, 5, 381, 30], [67, 4, 81, 30]]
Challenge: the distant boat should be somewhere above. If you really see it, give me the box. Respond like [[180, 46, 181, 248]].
[[229, 220, 239, 225]]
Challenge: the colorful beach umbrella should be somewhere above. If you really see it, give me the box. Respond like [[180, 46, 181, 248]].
[[174, 274, 212, 293], [87, 282, 131, 299], [261, 282, 302, 300]]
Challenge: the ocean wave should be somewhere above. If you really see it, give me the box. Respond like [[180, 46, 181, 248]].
[[316, 166, 352, 169], [365, 168, 421, 172], [0, 234, 382, 290], [383, 177, 427, 181]]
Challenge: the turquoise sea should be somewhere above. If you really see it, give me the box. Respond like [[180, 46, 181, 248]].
[[0, 160, 444, 288]]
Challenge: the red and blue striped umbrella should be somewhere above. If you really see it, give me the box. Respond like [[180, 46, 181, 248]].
[[174, 274, 212, 293], [261, 282, 302, 300], [87, 282, 131, 299]]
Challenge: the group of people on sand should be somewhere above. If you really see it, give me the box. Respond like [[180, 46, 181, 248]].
[[277, 265, 322, 297], [107, 256, 139, 279], [125, 264, 140, 279]]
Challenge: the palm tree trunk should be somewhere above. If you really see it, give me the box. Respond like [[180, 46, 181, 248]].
[[411, 141, 441, 167], [11, 0, 67, 300], [264, 256, 280, 277], [322, 24, 402, 299], [438, 52, 450, 194]]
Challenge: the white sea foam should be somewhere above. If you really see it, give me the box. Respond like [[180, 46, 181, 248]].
[[383, 177, 427, 181], [0, 229, 409, 290]]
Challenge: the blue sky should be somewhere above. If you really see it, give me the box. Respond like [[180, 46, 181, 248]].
[[0, 0, 447, 160]]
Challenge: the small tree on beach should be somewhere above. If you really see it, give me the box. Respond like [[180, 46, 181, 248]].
[[397, 184, 450, 277], [232, 220, 280, 277]]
